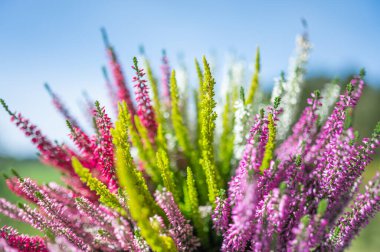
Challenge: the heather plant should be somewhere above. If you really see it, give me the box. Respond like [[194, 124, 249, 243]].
[[0, 29, 379, 252]]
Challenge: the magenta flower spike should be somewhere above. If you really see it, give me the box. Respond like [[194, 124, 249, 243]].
[[93, 101, 118, 191], [0, 226, 48, 252], [101, 28, 136, 122], [44, 83, 81, 129], [132, 57, 158, 143]]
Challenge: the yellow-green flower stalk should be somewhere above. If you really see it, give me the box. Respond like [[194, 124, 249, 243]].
[[155, 123, 167, 154], [199, 56, 219, 204], [111, 102, 175, 252], [134, 114, 160, 183], [72, 157, 126, 216], [218, 93, 235, 179], [156, 149, 179, 203], [170, 70, 192, 158], [245, 47, 260, 105], [259, 112, 276, 172], [195, 58, 203, 147], [171, 68, 207, 203], [186, 167, 208, 244], [195, 58, 204, 89]]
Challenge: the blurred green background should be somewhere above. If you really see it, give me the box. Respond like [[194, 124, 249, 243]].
[[0, 75, 379, 251]]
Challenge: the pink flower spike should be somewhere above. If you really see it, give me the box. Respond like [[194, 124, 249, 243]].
[[102, 28, 135, 122], [212, 190, 231, 235], [160, 50, 171, 107], [94, 101, 118, 191], [155, 188, 200, 252], [0, 226, 48, 252], [44, 83, 81, 129], [132, 57, 158, 143]]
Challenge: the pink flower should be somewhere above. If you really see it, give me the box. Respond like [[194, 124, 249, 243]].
[[132, 57, 158, 143]]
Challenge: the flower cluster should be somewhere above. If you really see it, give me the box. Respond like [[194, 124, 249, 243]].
[[0, 29, 379, 252]]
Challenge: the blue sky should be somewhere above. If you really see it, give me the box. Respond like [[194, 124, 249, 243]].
[[1, 0, 380, 156]]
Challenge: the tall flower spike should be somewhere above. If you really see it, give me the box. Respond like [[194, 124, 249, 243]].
[[17, 202, 55, 234], [67, 120, 98, 170], [6, 177, 39, 203], [101, 28, 136, 122], [132, 57, 158, 143], [75, 197, 135, 251], [212, 189, 230, 235], [273, 32, 311, 140], [228, 111, 264, 207], [276, 90, 321, 161], [199, 56, 219, 204], [102, 66, 119, 114], [245, 46, 260, 105], [259, 112, 276, 172], [156, 149, 179, 203], [306, 75, 365, 163], [160, 50, 171, 107], [145, 57, 164, 129], [223, 179, 257, 252], [112, 102, 174, 252], [0, 99, 74, 174], [72, 157, 125, 216], [170, 69, 191, 157], [327, 172, 380, 251], [94, 101, 117, 191], [44, 83, 80, 128], [233, 92, 253, 161], [155, 189, 200, 252], [318, 79, 341, 123], [218, 92, 235, 179], [0, 198, 27, 223], [19, 178, 92, 251], [186, 167, 207, 242]]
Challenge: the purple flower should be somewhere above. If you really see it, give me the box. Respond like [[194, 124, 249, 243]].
[[212, 190, 231, 234]]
